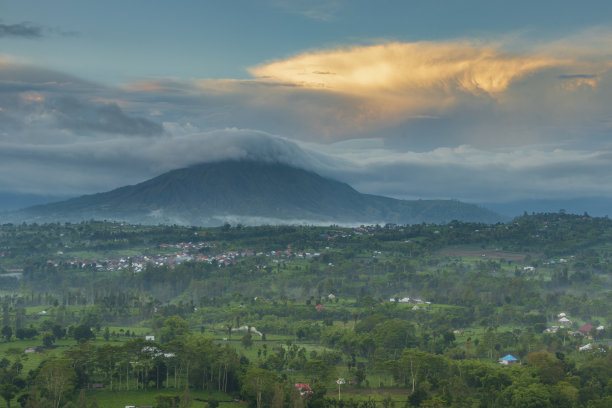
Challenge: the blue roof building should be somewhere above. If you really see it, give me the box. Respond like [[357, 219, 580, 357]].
[[499, 354, 518, 365]]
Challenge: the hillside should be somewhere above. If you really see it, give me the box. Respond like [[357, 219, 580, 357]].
[[12, 160, 504, 225]]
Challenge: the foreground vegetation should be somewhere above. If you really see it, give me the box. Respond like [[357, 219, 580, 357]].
[[0, 212, 611, 407]]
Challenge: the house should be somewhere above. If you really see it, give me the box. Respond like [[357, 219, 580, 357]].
[[557, 313, 567, 318], [315, 304, 325, 310], [295, 383, 312, 396], [145, 335, 155, 341], [579, 343, 604, 353], [558, 317, 571, 324], [544, 326, 560, 333], [499, 354, 518, 365], [578, 323, 594, 336]]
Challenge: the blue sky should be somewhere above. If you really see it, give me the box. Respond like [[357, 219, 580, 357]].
[[2, 0, 612, 204], [5, 1, 612, 83]]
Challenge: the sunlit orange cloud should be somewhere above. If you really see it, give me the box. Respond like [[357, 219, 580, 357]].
[[90, 97, 130, 108], [123, 41, 609, 137], [20, 92, 44, 102], [242, 41, 569, 133], [559, 76, 600, 91], [249, 42, 560, 96], [0, 54, 31, 66], [191, 77, 454, 135], [124, 80, 174, 93]]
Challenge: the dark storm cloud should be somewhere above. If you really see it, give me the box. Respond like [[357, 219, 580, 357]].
[[0, 22, 43, 38], [51, 97, 163, 136], [0, 63, 163, 137], [558, 74, 598, 79], [0, 128, 337, 195], [313, 141, 612, 203], [0, 64, 100, 96]]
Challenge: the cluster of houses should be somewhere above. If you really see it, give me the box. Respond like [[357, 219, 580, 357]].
[[523, 257, 572, 273], [308, 225, 392, 240], [389, 297, 430, 305], [543, 312, 573, 334], [544, 313, 605, 351], [44, 239, 336, 274], [576, 323, 605, 337], [46, 241, 254, 272], [542, 257, 570, 265], [500, 312, 607, 363]]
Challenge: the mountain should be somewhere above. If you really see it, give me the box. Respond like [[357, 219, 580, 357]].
[[480, 198, 612, 218], [8, 160, 504, 226], [0, 192, 72, 212]]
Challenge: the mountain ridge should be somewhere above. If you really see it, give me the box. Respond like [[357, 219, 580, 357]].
[[9, 160, 505, 226]]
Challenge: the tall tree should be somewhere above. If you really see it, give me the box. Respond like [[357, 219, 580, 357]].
[[0, 384, 18, 408], [76, 388, 87, 408], [241, 368, 277, 408], [36, 359, 76, 408]]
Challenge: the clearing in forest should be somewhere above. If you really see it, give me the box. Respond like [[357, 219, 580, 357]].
[[438, 247, 526, 261]]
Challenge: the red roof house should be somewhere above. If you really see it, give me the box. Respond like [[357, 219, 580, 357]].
[[578, 323, 594, 335], [295, 383, 312, 396]]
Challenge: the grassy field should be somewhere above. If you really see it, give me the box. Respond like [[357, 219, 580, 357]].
[[81, 389, 242, 408], [438, 247, 527, 261]]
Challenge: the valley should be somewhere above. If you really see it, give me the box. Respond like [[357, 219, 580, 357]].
[[0, 213, 610, 407]]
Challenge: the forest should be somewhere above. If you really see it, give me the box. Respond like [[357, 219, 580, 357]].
[[0, 212, 610, 408]]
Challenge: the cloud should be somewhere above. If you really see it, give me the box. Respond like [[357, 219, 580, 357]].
[[250, 42, 558, 96], [0, 21, 78, 39], [0, 62, 163, 138], [558, 74, 598, 79], [50, 97, 163, 136], [3, 116, 612, 206], [117, 36, 612, 142], [320, 142, 612, 202], [269, 0, 343, 21], [3, 31, 612, 204], [2, 101, 612, 206], [0, 22, 43, 38], [243, 40, 607, 137], [534, 26, 612, 60], [0, 128, 336, 195], [0, 59, 98, 92], [558, 73, 600, 90]]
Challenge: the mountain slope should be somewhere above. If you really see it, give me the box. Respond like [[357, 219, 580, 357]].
[[0, 192, 72, 212], [14, 160, 504, 225]]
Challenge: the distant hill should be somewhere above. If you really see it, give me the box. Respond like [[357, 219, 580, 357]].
[[8, 160, 504, 226], [0, 192, 72, 212], [480, 197, 612, 218]]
